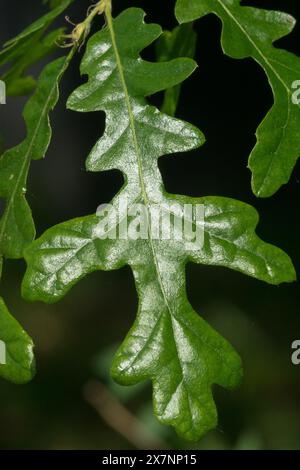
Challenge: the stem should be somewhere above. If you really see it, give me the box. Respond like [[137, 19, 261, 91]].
[[83, 379, 166, 449], [67, 0, 111, 45]]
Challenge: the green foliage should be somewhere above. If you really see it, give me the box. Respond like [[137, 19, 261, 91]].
[[0, 53, 73, 260], [0, 297, 35, 383], [176, 0, 300, 197], [0, 0, 298, 442], [0, 0, 74, 96], [1, 28, 65, 97], [156, 24, 197, 116], [2, 0, 73, 50], [0, 1, 77, 384], [22, 7, 295, 440], [0, 53, 73, 383]]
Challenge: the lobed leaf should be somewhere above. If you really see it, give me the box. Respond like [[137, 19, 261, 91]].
[[0, 49, 74, 384], [0, 1, 77, 385], [176, 0, 300, 197], [0, 52, 74, 260], [22, 7, 296, 440]]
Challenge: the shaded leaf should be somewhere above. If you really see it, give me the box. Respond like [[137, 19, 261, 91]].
[[176, 0, 300, 197], [156, 23, 197, 116], [22, 7, 295, 440], [0, 0, 74, 54], [2, 28, 65, 97], [0, 297, 35, 384], [0, 0, 74, 96], [44, 0, 67, 8], [0, 52, 74, 260], [0, 2, 76, 385]]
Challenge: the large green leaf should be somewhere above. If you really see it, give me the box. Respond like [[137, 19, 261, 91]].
[[176, 0, 300, 197], [0, 297, 35, 383], [0, 53, 74, 260], [22, 7, 295, 440]]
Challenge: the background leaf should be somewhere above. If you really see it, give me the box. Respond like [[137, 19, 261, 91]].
[[1, 0, 74, 52], [156, 23, 197, 116], [0, 297, 35, 384], [0, 0, 74, 96], [0, 48, 74, 384], [22, 7, 296, 440], [176, 0, 300, 197], [2, 28, 65, 97], [0, 53, 74, 260]]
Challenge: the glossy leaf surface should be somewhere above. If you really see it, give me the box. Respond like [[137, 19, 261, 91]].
[[22, 7, 296, 440]]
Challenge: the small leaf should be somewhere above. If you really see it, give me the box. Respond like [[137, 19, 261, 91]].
[[0, 297, 35, 384], [156, 24, 197, 116], [0, 1, 77, 386], [0, 52, 74, 260], [0, 51, 74, 385], [22, 7, 296, 440], [176, 0, 300, 197]]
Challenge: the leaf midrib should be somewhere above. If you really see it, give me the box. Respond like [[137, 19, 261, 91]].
[[105, 6, 189, 399], [216, 0, 296, 194], [0, 94, 50, 251], [106, 10, 172, 311], [0, 56, 67, 255], [216, 0, 290, 93]]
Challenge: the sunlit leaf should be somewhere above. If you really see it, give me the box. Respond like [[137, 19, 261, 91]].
[[22, 7, 296, 440]]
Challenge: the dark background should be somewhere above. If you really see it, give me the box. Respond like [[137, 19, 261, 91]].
[[0, 0, 300, 450]]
